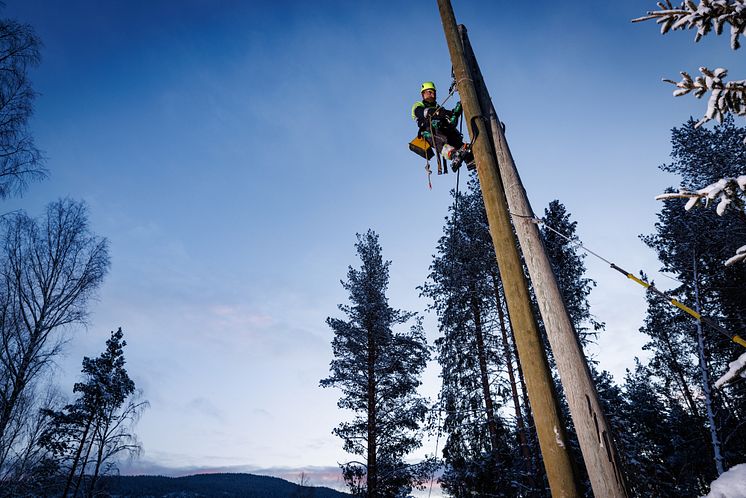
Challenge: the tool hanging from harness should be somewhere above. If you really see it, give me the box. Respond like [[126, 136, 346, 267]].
[[409, 136, 434, 160]]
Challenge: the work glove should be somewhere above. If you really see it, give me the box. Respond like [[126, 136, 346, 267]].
[[431, 119, 442, 130], [452, 101, 462, 117]]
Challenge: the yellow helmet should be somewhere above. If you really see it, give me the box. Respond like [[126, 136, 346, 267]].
[[420, 81, 436, 94]]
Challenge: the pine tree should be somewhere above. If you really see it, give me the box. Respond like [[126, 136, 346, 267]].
[[320, 231, 430, 497], [616, 360, 681, 497], [632, 271, 739, 492], [40, 329, 146, 497]]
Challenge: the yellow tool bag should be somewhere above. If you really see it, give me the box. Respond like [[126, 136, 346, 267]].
[[409, 136, 434, 160]]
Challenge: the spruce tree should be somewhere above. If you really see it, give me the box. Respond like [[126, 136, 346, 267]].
[[320, 230, 430, 497], [539, 200, 604, 344], [642, 117, 746, 480], [617, 360, 681, 497]]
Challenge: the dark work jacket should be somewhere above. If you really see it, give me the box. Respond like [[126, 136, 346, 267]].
[[411, 100, 456, 133]]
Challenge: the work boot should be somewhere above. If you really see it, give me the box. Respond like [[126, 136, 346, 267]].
[[449, 145, 470, 172], [465, 151, 476, 170]]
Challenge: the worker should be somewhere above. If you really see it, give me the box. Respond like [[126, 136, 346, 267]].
[[411, 81, 474, 171]]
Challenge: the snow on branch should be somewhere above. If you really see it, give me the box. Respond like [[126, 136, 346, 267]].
[[633, 0, 746, 49], [664, 67, 746, 131], [725, 244, 746, 265], [656, 176, 746, 264], [655, 175, 746, 213], [714, 350, 746, 387], [635, 3, 746, 137]]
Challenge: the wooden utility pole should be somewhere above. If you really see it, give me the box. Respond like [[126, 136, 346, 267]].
[[459, 27, 630, 498], [436, 1, 580, 496]]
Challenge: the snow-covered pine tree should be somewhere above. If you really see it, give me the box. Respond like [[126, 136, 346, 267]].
[[421, 179, 530, 496], [643, 197, 746, 483], [616, 360, 685, 496], [635, 279, 733, 493], [636, 2, 746, 264], [653, 117, 746, 267], [536, 200, 626, 495], [320, 231, 430, 498], [645, 117, 746, 396]]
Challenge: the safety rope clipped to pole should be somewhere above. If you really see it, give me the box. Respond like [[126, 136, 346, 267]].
[[527, 214, 746, 349]]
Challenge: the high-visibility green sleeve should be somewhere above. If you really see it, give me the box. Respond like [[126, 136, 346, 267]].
[[411, 101, 424, 120]]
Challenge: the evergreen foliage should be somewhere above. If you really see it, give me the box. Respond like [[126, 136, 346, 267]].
[[320, 230, 430, 497], [644, 117, 746, 376], [635, 1, 746, 133], [617, 360, 690, 496], [421, 179, 532, 497], [535, 200, 613, 496], [627, 116, 746, 495], [540, 200, 604, 344], [38, 328, 146, 498], [421, 179, 611, 496]]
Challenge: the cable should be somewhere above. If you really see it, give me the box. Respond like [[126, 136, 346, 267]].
[[518, 213, 746, 349]]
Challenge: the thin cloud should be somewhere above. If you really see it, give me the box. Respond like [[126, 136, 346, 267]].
[[185, 397, 225, 421]]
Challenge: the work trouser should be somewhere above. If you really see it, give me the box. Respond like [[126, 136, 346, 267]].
[[425, 126, 465, 158]]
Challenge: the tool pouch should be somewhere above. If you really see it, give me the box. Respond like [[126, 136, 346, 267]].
[[409, 136, 434, 160]]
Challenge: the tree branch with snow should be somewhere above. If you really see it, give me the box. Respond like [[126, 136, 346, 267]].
[[714, 350, 746, 388], [632, 0, 746, 49], [664, 68, 746, 131], [656, 175, 746, 264], [634, 1, 746, 138]]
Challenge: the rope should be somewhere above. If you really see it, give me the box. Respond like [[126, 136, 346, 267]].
[[427, 403, 442, 498], [531, 215, 614, 266], [452, 109, 464, 216], [438, 72, 465, 111], [514, 212, 746, 349], [425, 78, 460, 178], [425, 83, 464, 489], [421, 73, 479, 188]]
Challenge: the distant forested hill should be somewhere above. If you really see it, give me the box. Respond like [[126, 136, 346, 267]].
[[101, 473, 351, 497]]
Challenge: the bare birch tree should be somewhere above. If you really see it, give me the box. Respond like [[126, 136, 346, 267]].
[[0, 199, 109, 481]]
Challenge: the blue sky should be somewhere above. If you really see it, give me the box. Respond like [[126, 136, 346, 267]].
[[4, 0, 745, 493]]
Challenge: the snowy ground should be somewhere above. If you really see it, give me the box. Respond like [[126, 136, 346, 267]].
[[703, 464, 746, 498]]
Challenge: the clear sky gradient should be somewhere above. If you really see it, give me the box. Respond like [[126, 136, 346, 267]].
[[4, 0, 745, 493]]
